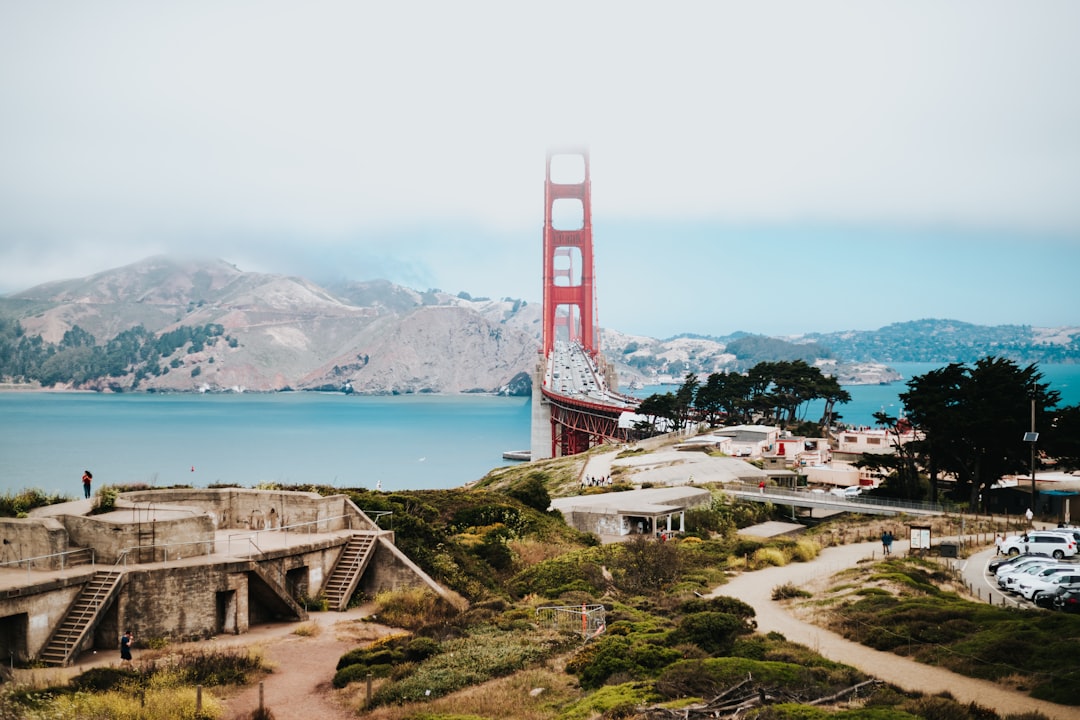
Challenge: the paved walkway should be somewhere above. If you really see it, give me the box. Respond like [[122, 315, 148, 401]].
[[715, 540, 1080, 720]]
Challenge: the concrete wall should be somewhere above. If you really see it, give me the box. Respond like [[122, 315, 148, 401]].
[[120, 564, 246, 643], [62, 513, 216, 565], [360, 537, 465, 608], [0, 573, 90, 662], [120, 489, 376, 532], [0, 518, 70, 570], [805, 464, 859, 488], [561, 510, 625, 536]]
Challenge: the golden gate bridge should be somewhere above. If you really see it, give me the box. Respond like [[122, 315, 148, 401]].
[[530, 150, 641, 460]]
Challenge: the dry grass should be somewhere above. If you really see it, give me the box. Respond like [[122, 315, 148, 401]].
[[510, 537, 581, 568], [355, 666, 582, 720], [291, 622, 320, 638]]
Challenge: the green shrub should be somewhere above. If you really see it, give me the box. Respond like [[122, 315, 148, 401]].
[[751, 547, 787, 568], [565, 634, 682, 690], [503, 474, 551, 513], [678, 595, 756, 621], [91, 485, 119, 514], [0, 488, 72, 517], [333, 662, 391, 688], [669, 612, 752, 655], [507, 548, 607, 598], [371, 626, 570, 705], [71, 666, 140, 692], [405, 636, 441, 662], [790, 538, 821, 562], [773, 582, 812, 600]]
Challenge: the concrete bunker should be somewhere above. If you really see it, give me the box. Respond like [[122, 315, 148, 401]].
[[0, 488, 454, 666]]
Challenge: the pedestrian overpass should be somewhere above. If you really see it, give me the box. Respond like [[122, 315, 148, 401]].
[[727, 484, 945, 517]]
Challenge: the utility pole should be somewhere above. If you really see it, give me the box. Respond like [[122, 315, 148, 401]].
[[1026, 398, 1038, 512]]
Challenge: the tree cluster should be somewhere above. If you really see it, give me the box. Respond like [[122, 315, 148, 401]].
[[859, 357, 1080, 508], [635, 360, 851, 434], [0, 318, 231, 389]]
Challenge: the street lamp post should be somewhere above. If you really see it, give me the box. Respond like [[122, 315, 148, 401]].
[[1024, 399, 1039, 515]]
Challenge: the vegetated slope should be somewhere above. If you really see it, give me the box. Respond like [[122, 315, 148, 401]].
[[290, 469, 1064, 719], [0, 256, 541, 394]]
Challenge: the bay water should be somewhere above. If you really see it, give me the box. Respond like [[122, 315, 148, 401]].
[[2, 362, 1078, 498], [0, 392, 533, 497]]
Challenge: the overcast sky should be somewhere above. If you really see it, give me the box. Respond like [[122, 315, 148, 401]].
[[2, 1, 1079, 338]]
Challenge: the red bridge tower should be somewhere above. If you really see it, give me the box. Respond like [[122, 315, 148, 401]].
[[542, 150, 598, 359]]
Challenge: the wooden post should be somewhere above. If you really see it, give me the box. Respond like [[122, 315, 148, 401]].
[[196, 685, 202, 713], [259, 681, 264, 712], [366, 672, 373, 707]]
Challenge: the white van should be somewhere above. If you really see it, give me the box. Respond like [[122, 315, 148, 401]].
[[1001, 531, 1078, 560]]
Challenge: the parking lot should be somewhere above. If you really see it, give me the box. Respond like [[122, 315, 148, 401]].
[[979, 528, 1080, 611]]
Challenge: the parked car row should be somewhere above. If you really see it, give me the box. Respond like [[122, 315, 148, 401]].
[[988, 548, 1080, 612]]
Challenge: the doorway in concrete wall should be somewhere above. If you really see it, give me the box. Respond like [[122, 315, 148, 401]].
[[285, 566, 308, 604], [0, 612, 28, 665], [216, 590, 238, 635]]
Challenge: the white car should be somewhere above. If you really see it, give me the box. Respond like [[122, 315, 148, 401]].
[[1016, 567, 1080, 600], [999, 560, 1058, 590], [830, 486, 862, 498]]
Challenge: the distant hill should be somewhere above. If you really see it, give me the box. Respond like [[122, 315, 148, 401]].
[[1, 257, 1076, 393], [803, 319, 1080, 364], [0, 257, 540, 394]]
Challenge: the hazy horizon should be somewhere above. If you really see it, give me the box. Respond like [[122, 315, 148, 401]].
[[3, 2, 1078, 337]]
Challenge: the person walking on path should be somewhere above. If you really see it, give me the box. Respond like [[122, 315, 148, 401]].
[[119, 630, 133, 667], [81, 470, 92, 499], [758, 480, 766, 494], [995, 533, 1005, 556], [1026, 507, 1034, 527], [881, 530, 893, 556]]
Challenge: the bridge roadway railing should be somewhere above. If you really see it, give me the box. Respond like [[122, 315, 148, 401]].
[[726, 481, 946, 516]]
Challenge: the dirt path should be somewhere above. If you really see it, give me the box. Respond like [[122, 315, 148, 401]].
[[217, 606, 398, 720], [53, 606, 390, 720], [714, 540, 1080, 720]]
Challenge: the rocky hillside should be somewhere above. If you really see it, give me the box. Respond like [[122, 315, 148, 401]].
[[0, 257, 541, 394], [3, 256, 1075, 394]]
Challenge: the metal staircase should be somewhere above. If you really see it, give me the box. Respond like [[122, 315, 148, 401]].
[[323, 533, 377, 611], [39, 570, 125, 666]]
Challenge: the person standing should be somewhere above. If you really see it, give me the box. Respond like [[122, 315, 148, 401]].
[[995, 533, 1005, 556], [881, 530, 893, 556], [120, 630, 133, 667], [1025, 507, 1034, 527], [81, 470, 92, 499], [758, 480, 765, 494]]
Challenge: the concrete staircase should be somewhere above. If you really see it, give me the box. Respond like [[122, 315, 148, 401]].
[[323, 533, 377, 611], [39, 569, 125, 666]]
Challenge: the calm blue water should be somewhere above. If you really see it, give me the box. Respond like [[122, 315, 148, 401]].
[[3, 363, 1078, 498], [0, 392, 533, 497]]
